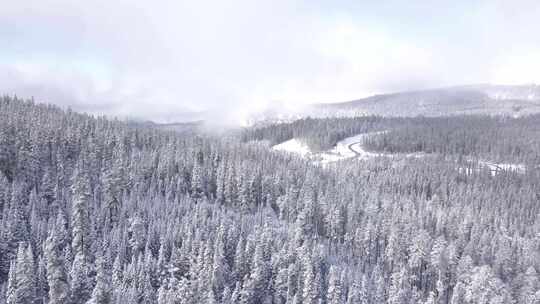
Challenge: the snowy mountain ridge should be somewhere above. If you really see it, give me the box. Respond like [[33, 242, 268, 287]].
[[247, 84, 540, 125]]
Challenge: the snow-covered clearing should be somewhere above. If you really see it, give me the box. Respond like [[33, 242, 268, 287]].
[[271, 131, 425, 164], [458, 159, 527, 176], [271, 133, 527, 175], [316, 132, 387, 163], [272, 138, 311, 157], [272, 133, 382, 163], [478, 161, 526, 174]]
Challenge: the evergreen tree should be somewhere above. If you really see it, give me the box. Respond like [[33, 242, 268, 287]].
[[45, 214, 70, 304], [7, 243, 37, 304], [86, 252, 111, 304], [70, 166, 94, 304], [327, 265, 343, 304], [71, 166, 92, 258]]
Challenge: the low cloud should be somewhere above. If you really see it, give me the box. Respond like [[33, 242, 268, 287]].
[[1, 0, 539, 123]]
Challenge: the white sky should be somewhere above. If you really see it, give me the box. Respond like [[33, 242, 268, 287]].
[[1, 0, 540, 123]]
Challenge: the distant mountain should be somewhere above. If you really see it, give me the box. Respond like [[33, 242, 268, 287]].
[[310, 84, 540, 117], [249, 84, 540, 124], [463, 84, 540, 101]]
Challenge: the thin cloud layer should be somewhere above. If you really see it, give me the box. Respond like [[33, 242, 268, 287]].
[[1, 0, 539, 123]]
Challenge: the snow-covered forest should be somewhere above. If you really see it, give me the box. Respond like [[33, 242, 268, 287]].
[[0, 96, 539, 304], [242, 116, 540, 164]]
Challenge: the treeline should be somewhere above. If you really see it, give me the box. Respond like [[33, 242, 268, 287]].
[[245, 115, 540, 165], [241, 116, 389, 151], [0, 96, 539, 304], [362, 115, 540, 164]]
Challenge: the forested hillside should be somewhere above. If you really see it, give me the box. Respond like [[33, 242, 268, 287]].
[[362, 116, 540, 164], [245, 115, 540, 165], [248, 85, 540, 125], [0, 96, 539, 304], [309, 85, 540, 118], [241, 117, 390, 151]]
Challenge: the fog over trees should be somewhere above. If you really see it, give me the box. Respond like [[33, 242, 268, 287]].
[[0, 96, 539, 304]]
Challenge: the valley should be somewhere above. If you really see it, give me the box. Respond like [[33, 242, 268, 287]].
[[1, 95, 539, 304]]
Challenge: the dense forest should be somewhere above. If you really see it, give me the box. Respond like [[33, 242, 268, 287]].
[[241, 117, 390, 151], [0, 96, 539, 304], [244, 115, 540, 165], [362, 116, 540, 164]]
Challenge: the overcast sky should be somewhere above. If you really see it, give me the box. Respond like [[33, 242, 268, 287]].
[[1, 0, 540, 123]]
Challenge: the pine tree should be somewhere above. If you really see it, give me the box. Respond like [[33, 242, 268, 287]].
[[140, 271, 156, 304], [234, 238, 247, 282], [273, 266, 289, 304], [86, 252, 111, 304], [6, 260, 17, 304], [450, 255, 473, 304], [371, 263, 386, 304], [222, 286, 232, 304], [240, 235, 272, 304], [102, 155, 123, 229], [40, 169, 56, 207], [111, 255, 123, 290], [45, 214, 70, 304], [4, 183, 30, 276], [128, 214, 146, 257], [519, 267, 539, 304], [7, 243, 37, 304], [230, 282, 241, 304], [301, 254, 321, 304], [211, 229, 229, 300], [388, 267, 410, 304], [71, 166, 92, 258], [71, 251, 93, 304], [295, 190, 316, 245], [156, 283, 168, 304], [191, 152, 205, 199], [465, 265, 510, 304], [424, 292, 436, 304], [327, 265, 343, 304], [215, 160, 227, 205], [70, 166, 93, 304]]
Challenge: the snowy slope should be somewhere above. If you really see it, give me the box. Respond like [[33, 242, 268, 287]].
[[271, 132, 393, 164], [272, 138, 311, 157], [316, 132, 387, 163]]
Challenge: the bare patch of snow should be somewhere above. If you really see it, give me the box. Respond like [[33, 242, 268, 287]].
[[271, 134, 528, 175], [477, 160, 526, 175], [272, 138, 311, 157], [315, 132, 386, 164], [458, 159, 526, 176], [272, 131, 399, 164]]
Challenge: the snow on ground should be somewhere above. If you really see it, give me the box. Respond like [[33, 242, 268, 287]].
[[458, 159, 526, 176], [272, 133, 529, 174], [315, 131, 429, 164], [477, 160, 526, 175], [272, 131, 393, 164], [272, 138, 311, 157], [318, 132, 386, 163]]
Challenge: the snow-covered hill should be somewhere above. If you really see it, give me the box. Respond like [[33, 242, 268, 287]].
[[311, 84, 540, 117], [250, 84, 540, 124], [465, 84, 540, 101]]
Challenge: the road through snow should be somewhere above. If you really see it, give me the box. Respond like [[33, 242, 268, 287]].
[[346, 141, 382, 159], [272, 132, 526, 175]]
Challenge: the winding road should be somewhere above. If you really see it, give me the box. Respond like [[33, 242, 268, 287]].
[[347, 142, 362, 156], [346, 140, 382, 159]]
